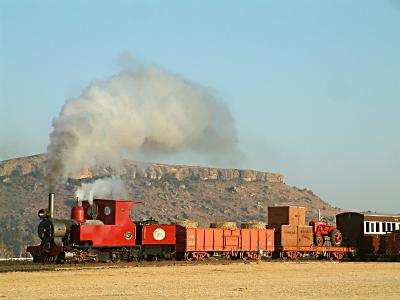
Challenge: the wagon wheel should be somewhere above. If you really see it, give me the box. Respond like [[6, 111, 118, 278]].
[[231, 251, 239, 259], [295, 252, 302, 259], [386, 249, 393, 256], [198, 252, 207, 261], [241, 252, 249, 261], [186, 252, 194, 261], [334, 252, 344, 260], [247, 252, 257, 260]]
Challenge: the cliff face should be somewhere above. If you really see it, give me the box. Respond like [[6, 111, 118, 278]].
[[0, 154, 285, 183], [0, 154, 341, 256]]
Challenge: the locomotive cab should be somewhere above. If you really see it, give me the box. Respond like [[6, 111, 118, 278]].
[[70, 199, 141, 247]]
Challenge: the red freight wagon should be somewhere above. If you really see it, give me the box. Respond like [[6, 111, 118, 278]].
[[140, 224, 180, 260], [176, 227, 275, 261]]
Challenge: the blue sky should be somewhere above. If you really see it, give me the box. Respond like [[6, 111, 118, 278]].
[[1, 0, 399, 212]]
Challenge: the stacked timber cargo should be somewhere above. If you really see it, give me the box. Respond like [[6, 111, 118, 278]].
[[268, 206, 313, 247]]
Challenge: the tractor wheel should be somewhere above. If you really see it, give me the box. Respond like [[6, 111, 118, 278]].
[[330, 229, 342, 246], [314, 234, 323, 246]]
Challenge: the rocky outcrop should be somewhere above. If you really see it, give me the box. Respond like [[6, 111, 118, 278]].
[[0, 154, 285, 183], [0, 154, 47, 177]]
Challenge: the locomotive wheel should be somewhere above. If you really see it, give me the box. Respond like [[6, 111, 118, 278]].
[[57, 254, 65, 264], [330, 229, 343, 246], [314, 234, 324, 246]]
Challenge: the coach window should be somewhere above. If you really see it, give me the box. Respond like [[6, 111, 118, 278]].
[[387, 223, 391, 232], [365, 222, 370, 233], [370, 222, 375, 233], [382, 223, 386, 232], [376, 222, 380, 233], [393, 223, 397, 230]]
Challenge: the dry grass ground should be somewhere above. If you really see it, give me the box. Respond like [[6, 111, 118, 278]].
[[0, 262, 399, 299]]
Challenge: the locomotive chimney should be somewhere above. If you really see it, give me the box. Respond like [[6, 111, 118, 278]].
[[71, 196, 85, 223], [48, 193, 55, 219], [318, 208, 321, 221]]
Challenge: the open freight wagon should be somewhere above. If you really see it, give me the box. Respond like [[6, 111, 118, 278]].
[[175, 227, 275, 261]]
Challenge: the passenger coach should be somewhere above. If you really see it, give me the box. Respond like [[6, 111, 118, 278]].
[[336, 212, 400, 257]]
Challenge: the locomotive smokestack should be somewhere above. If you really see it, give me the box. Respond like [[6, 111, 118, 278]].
[[76, 196, 81, 206], [48, 193, 55, 219], [318, 208, 321, 221]]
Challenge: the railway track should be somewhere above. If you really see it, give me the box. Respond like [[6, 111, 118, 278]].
[[0, 258, 346, 273], [0, 259, 245, 273]]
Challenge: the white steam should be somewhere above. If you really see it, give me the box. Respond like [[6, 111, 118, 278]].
[[74, 176, 127, 205], [47, 64, 239, 180]]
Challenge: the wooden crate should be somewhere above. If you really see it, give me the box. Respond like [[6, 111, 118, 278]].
[[268, 206, 306, 226]]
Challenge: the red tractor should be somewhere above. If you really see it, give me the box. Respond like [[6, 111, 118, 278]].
[[309, 218, 343, 247]]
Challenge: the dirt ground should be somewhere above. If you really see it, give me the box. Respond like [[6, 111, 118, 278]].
[[0, 261, 399, 299]]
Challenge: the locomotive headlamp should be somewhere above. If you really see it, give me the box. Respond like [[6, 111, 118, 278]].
[[38, 208, 50, 219]]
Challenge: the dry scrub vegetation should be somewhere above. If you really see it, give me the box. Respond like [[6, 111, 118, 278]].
[[1, 262, 399, 299]]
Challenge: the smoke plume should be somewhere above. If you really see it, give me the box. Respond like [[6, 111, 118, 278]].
[[74, 176, 127, 205], [47, 63, 239, 181]]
